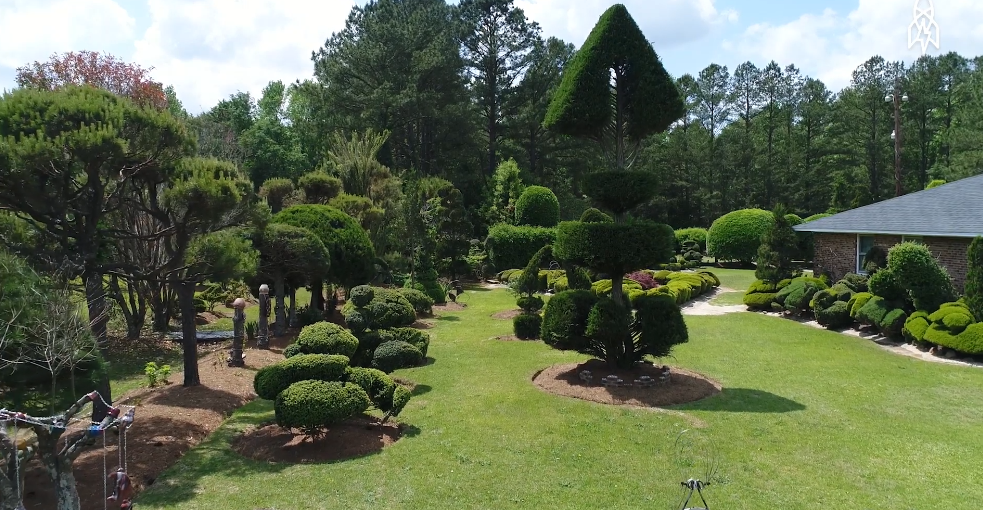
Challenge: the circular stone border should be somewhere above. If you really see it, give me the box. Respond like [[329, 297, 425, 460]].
[[231, 415, 404, 464], [532, 360, 721, 408]]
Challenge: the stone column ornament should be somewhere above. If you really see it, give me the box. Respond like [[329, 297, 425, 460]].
[[228, 298, 246, 367], [257, 284, 270, 349]]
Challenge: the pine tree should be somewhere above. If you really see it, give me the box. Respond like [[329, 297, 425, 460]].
[[755, 204, 798, 282]]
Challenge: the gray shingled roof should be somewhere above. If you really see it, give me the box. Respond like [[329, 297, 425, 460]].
[[793, 173, 983, 238]]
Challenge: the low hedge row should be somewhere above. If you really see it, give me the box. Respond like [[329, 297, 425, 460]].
[[591, 270, 720, 306], [904, 301, 983, 355]]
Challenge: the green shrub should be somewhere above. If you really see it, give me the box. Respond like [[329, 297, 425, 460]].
[[706, 208, 774, 262], [580, 207, 613, 223], [273, 205, 376, 289], [347, 285, 375, 307], [631, 293, 688, 358], [747, 280, 778, 293], [756, 204, 799, 282], [514, 185, 560, 227], [283, 343, 303, 358], [386, 327, 431, 357], [591, 278, 643, 298], [360, 287, 416, 329], [485, 224, 555, 272], [879, 309, 907, 337], [274, 380, 371, 434], [674, 227, 708, 253], [584, 297, 632, 367], [965, 236, 983, 321], [839, 273, 868, 292], [887, 242, 956, 312], [811, 288, 841, 312], [540, 289, 598, 349], [344, 366, 397, 411], [903, 311, 931, 343], [775, 277, 828, 312], [516, 295, 545, 312], [696, 269, 720, 286], [253, 353, 350, 400], [295, 322, 359, 358], [397, 287, 434, 315], [371, 341, 424, 373], [848, 292, 873, 318], [815, 300, 852, 328], [513, 313, 542, 339], [855, 296, 891, 328], [867, 268, 905, 301], [343, 306, 370, 333], [553, 220, 675, 288], [743, 292, 777, 310], [389, 385, 412, 420]]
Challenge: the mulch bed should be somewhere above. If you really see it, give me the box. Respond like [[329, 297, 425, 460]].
[[532, 359, 720, 408], [231, 415, 404, 464], [491, 309, 522, 320], [21, 339, 288, 510]]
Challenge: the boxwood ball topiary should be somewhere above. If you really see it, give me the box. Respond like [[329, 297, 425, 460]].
[[296, 321, 359, 358], [274, 380, 371, 434], [272, 204, 376, 289], [706, 208, 774, 263], [397, 287, 434, 315], [387, 327, 431, 357], [632, 293, 688, 358], [348, 285, 375, 307], [253, 353, 350, 400], [513, 313, 542, 339], [344, 366, 397, 411], [580, 207, 613, 223], [364, 287, 417, 329], [283, 343, 303, 358], [371, 341, 424, 373], [514, 186, 560, 227]]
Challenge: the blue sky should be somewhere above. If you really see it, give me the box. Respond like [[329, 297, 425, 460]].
[[1, 0, 976, 114]]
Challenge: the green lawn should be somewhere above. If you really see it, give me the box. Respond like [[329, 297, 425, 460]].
[[134, 276, 983, 509], [710, 290, 745, 306]]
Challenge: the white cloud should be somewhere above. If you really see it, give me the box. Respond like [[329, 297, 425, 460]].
[[0, 0, 135, 70], [515, 0, 738, 48], [133, 0, 358, 113], [723, 0, 983, 91]]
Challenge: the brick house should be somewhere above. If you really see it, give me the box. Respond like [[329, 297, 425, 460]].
[[793, 174, 983, 291]]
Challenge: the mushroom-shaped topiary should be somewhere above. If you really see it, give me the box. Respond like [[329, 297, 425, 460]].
[[256, 223, 330, 336], [514, 186, 560, 227], [580, 207, 613, 223], [295, 321, 360, 358], [253, 353, 351, 400]]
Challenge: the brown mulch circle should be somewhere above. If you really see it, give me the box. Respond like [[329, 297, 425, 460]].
[[410, 320, 434, 329], [494, 335, 521, 341], [433, 302, 466, 312], [231, 415, 403, 464], [532, 359, 721, 408], [21, 342, 286, 510], [491, 309, 523, 320]]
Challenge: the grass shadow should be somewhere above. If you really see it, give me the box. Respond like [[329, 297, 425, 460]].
[[463, 285, 493, 292], [138, 383, 251, 412], [671, 388, 805, 413], [410, 384, 432, 396], [435, 315, 460, 321]]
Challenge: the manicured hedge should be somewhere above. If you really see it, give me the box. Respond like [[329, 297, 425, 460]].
[[294, 322, 360, 358], [343, 287, 416, 330], [371, 340, 424, 373], [254, 354, 350, 401], [674, 227, 708, 253], [513, 313, 542, 339], [914, 301, 983, 354], [553, 219, 675, 276], [274, 380, 371, 433], [514, 186, 560, 227], [485, 224, 556, 271], [707, 208, 774, 262], [540, 289, 598, 349]]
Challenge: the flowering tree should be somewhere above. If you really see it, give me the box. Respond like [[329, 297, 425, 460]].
[[15, 50, 168, 110]]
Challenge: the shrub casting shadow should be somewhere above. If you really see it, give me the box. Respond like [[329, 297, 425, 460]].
[[435, 315, 460, 321], [410, 384, 432, 396], [141, 384, 251, 412], [671, 388, 805, 413]]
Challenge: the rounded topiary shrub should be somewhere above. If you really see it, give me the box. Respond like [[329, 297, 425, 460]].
[[362, 287, 416, 329], [516, 295, 544, 313], [253, 353, 350, 400], [815, 300, 852, 328], [397, 287, 434, 315], [887, 242, 956, 312], [283, 343, 303, 358], [674, 227, 708, 253], [274, 380, 371, 434], [514, 185, 560, 227], [348, 285, 375, 307], [848, 292, 873, 318], [632, 293, 688, 358], [387, 327, 431, 357], [903, 311, 931, 343], [389, 385, 412, 418], [555, 220, 675, 284], [296, 321, 359, 358], [273, 205, 376, 289], [513, 313, 542, 339], [580, 207, 613, 223], [344, 366, 397, 411], [371, 341, 424, 373], [540, 289, 598, 348], [706, 208, 774, 263], [580, 170, 660, 216], [343, 306, 369, 333]]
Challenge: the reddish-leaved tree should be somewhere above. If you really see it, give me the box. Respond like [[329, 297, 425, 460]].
[[15, 50, 168, 109]]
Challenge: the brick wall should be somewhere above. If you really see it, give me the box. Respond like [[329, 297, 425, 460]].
[[812, 233, 971, 291]]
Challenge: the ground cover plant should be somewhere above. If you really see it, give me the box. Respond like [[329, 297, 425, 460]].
[[134, 273, 983, 510]]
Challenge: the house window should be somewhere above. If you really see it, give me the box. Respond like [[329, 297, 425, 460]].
[[857, 235, 875, 274], [903, 235, 924, 244]]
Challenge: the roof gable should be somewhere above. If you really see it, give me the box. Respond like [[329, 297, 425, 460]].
[[793, 174, 983, 238]]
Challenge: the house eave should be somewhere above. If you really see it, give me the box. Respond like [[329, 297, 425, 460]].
[[793, 228, 983, 238]]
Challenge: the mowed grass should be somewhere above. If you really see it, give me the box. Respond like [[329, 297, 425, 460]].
[[135, 273, 983, 509]]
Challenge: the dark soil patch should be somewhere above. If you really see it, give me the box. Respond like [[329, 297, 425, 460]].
[[433, 302, 465, 312], [20, 346, 285, 510], [533, 359, 720, 408], [491, 309, 523, 320], [410, 320, 434, 330], [230, 415, 403, 464]]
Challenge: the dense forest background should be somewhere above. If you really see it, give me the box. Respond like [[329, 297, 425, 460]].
[[162, 0, 983, 246]]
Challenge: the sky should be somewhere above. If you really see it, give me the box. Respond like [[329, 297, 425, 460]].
[[0, 0, 979, 114]]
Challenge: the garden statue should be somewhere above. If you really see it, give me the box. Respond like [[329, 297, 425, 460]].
[[229, 298, 246, 366], [258, 284, 270, 348]]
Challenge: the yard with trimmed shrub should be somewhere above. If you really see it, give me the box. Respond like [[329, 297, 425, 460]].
[[136, 272, 983, 509]]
